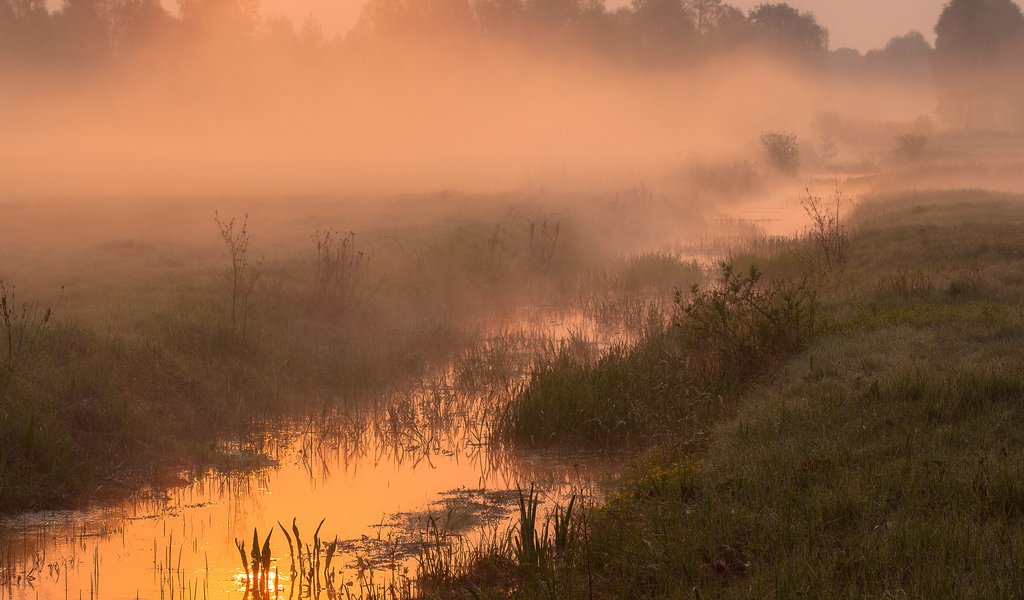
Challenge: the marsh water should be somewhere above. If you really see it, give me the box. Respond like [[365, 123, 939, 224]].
[[0, 309, 623, 600], [0, 194, 813, 600]]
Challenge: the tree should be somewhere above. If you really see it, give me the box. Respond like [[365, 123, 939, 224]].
[[748, 2, 828, 63], [761, 131, 801, 174], [262, 14, 298, 48], [299, 14, 325, 48], [525, 0, 601, 27], [476, 0, 527, 36], [864, 30, 932, 80], [355, 0, 476, 40], [934, 0, 1024, 128], [629, 0, 698, 60], [0, 0, 52, 63], [55, 0, 114, 63], [107, 0, 173, 56], [935, 0, 1024, 63], [178, 0, 261, 40], [684, 0, 732, 35], [683, 0, 748, 52]]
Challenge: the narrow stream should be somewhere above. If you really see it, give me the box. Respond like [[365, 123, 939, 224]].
[[0, 196, 812, 600], [0, 310, 625, 600]]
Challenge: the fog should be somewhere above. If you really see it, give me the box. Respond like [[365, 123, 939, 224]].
[[5, 5, 1024, 596], [0, 4, 942, 198]]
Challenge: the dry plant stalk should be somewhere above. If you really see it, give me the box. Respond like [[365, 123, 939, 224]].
[[0, 280, 56, 372], [214, 211, 264, 338], [312, 229, 365, 313], [799, 182, 851, 277]]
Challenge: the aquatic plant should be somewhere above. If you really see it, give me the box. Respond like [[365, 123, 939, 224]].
[[234, 528, 273, 595], [514, 485, 541, 569]]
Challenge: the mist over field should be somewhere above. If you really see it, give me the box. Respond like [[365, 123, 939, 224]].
[[4, 1, 1024, 599], [0, 0, 969, 197]]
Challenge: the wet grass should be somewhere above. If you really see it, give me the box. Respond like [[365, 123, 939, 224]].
[[0, 191, 704, 513], [460, 189, 1024, 598], [504, 261, 819, 448]]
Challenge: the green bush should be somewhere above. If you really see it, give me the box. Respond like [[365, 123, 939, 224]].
[[675, 262, 818, 391], [505, 262, 819, 446]]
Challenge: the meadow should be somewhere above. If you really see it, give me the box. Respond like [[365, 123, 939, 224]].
[[420, 184, 1024, 598], [0, 185, 710, 511], [3, 128, 1024, 599]]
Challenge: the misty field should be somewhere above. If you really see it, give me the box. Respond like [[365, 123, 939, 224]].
[[4, 0, 1024, 598]]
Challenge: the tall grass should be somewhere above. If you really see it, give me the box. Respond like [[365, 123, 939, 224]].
[[504, 260, 818, 447], [0, 193, 654, 511], [416, 489, 583, 599], [0, 280, 56, 372], [470, 190, 1024, 598], [312, 229, 366, 315]]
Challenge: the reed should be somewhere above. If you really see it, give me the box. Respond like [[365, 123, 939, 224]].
[[468, 190, 1024, 598]]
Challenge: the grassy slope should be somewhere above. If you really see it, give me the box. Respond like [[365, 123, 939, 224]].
[[479, 189, 1024, 598]]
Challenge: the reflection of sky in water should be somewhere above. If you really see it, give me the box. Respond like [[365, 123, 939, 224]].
[[0, 311, 620, 600], [0, 202, 807, 599]]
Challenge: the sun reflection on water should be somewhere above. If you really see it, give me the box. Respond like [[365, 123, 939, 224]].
[[0, 308, 626, 599]]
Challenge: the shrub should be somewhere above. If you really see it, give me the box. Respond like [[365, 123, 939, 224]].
[[675, 262, 818, 390], [895, 132, 929, 161], [760, 131, 801, 174], [505, 262, 818, 446], [798, 185, 850, 277]]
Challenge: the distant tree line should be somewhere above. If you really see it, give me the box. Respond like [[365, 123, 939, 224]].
[[2, 0, 1022, 128], [356, 0, 832, 64], [934, 0, 1024, 128], [0, 0, 832, 67]]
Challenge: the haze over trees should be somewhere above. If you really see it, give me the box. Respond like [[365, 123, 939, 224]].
[[4, 1, 1023, 127], [1, 1, 1018, 90], [1, 0, 1023, 199], [934, 0, 1024, 127], [0, 0, 835, 67]]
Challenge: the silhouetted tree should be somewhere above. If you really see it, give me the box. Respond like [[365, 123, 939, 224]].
[[828, 46, 864, 76], [525, 0, 597, 26], [935, 0, 1023, 62], [476, 0, 526, 36], [688, 1, 748, 52], [262, 13, 298, 48], [685, 0, 736, 35], [356, 0, 476, 40], [748, 2, 828, 63], [299, 14, 325, 48], [629, 0, 698, 61], [0, 0, 844, 74], [107, 0, 174, 56], [55, 0, 114, 63], [0, 0, 52, 63], [934, 0, 1024, 127], [864, 30, 932, 80], [178, 0, 260, 41]]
